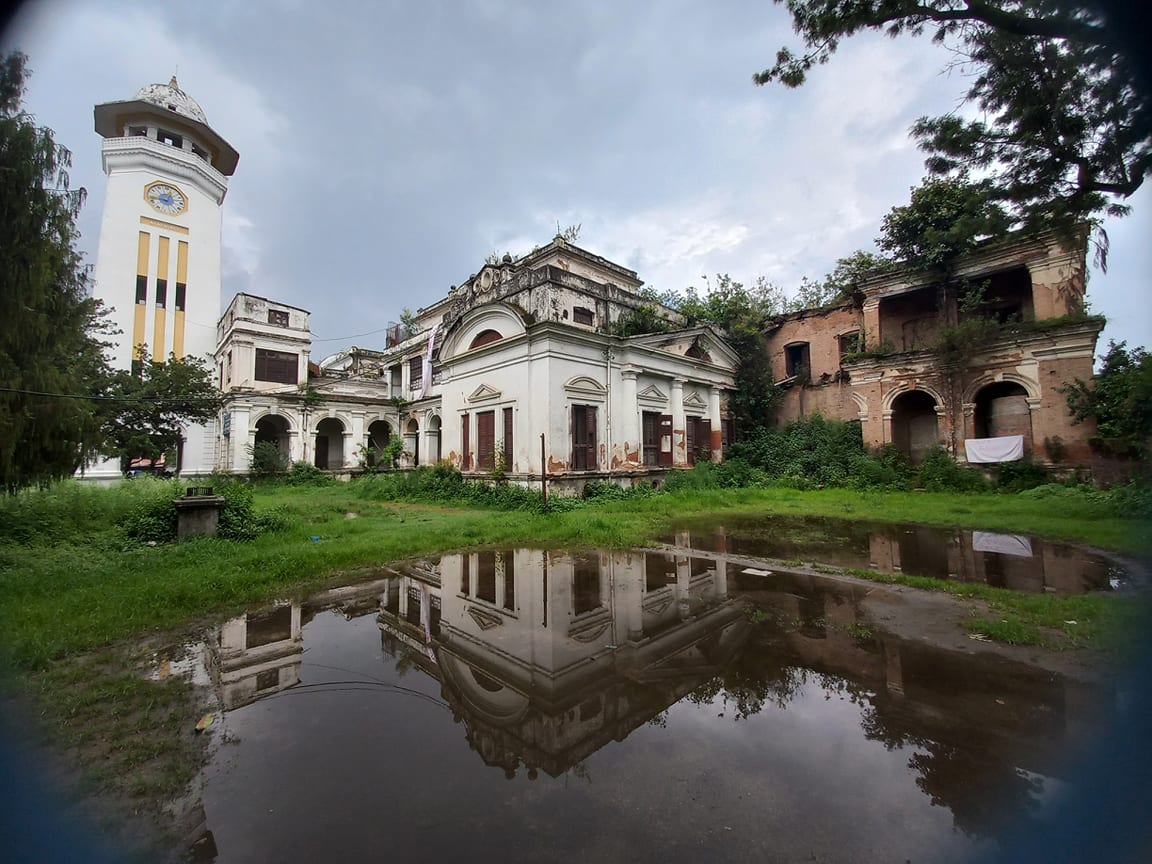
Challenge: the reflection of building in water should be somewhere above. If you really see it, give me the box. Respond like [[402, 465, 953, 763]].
[[667, 519, 1122, 594], [378, 549, 750, 777], [208, 603, 303, 710], [726, 564, 1104, 836], [865, 528, 1118, 593]]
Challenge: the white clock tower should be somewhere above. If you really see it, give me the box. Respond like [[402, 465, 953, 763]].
[[88, 77, 239, 477]]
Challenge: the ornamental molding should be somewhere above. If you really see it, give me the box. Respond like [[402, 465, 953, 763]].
[[636, 384, 668, 405], [466, 606, 504, 631], [466, 384, 502, 403], [563, 375, 607, 400], [102, 137, 228, 202], [682, 390, 707, 409]]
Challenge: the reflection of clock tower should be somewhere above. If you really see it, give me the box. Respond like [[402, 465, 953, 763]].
[[90, 77, 239, 476]]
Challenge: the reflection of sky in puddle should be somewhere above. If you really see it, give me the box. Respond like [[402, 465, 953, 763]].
[[658, 515, 1129, 594], [161, 548, 1108, 863]]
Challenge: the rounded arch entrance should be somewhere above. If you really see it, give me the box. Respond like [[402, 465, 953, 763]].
[[891, 390, 939, 465], [313, 417, 345, 469], [253, 414, 291, 461], [427, 414, 442, 463], [404, 417, 420, 466], [972, 381, 1032, 451], [366, 419, 393, 468]]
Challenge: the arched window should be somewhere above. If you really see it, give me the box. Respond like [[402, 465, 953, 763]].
[[469, 329, 503, 349]]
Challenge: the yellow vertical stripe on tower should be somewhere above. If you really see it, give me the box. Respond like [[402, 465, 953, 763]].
[[154, 236, 170, 358], [173, 240, 189, 357], [133, 231, 150, 360]]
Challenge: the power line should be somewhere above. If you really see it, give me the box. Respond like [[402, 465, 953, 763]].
[[0, 386, 221, 404]]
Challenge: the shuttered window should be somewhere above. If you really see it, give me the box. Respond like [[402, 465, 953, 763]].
[[502, 407, 513, 470], [477, 411, 496, 471], [254, 349, 298, 384], [571, 405, 598, 471]]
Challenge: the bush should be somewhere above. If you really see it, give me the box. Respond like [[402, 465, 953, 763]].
[[249, 441, 288, 478], [286, 461, 332, 486], [726, 415, 909, 490], [120, 478, 287, 543], [992, 458, 1049, 492], [916, 446, 989, 492]]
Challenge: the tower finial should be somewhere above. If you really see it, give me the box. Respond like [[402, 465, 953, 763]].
[[170, 68, 179, 89]]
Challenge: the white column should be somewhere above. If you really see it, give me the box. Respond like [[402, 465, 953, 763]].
[[708, 386, 722, 462], [230, 404, 250, 473], [342, 432, 355, 468], [620, 368, 639, 466], [670, 378, 686, 466]]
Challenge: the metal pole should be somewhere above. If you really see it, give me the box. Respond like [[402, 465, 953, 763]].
[[540, 433, 547, 504]]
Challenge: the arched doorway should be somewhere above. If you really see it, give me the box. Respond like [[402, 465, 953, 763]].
[[972, 382, 1032, 452], [427, 415, 442, 463], [367, 420, 392, 468], [254, 415, 291, 461], [314, 417, 345, 469], [891, 390, 939, 465], [404, 418, 420, 466]]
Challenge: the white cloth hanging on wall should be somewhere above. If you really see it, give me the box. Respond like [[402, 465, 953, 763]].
[[964, 435, 1024, 463]]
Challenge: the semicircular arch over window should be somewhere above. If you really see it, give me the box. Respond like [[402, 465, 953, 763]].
[[469, 329, 503, 350]]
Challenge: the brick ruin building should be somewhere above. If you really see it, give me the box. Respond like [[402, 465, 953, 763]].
[[766, 228, 1102, 467]]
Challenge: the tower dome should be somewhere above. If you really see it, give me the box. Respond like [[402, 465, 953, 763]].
[[133, 76, 207, 124]]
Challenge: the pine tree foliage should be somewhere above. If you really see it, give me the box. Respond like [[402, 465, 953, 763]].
[[757, 1, 1152, 231], [0, 53, 112, 493]]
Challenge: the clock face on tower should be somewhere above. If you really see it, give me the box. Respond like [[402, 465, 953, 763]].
[[144, 181, 188, 216]]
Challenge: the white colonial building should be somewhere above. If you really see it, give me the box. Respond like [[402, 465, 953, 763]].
[[85, 76, 239, 477], [213, 237, 740, 490]]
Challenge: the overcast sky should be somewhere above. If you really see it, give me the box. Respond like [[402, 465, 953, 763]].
[[4, 0, 1149, 362]]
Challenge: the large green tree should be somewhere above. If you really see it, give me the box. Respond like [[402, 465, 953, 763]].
[[757, 2, 1152, 231], [1063, 341, 1152, 460], [0, 52, 112, 493], [99, 350, 224, 470]]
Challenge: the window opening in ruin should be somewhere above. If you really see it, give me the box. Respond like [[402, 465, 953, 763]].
[[255, 348, 299, 384], [190, 143, 208, 161], [785, 342, 810, 378], [573, 307, 594, 326], [268, 309, 290, 327], [157, 129, 183, 148], [154, 278, 167, 308], [128, 126, 147, 137], [571, 404, 598, 471], [838, 332, 861, 360], [135, 275, 148, 304]]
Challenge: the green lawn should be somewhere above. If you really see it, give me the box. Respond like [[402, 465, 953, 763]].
[[0, 478, 1146, 671]]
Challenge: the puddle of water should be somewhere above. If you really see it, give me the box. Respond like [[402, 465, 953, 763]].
[[657, 515, 1129, 594], [171, 548, 1106, 863]]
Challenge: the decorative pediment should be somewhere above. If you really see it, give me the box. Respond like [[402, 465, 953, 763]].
[[466, 606, 504, 630], [636, 385, 668, 405], [467, 384, 502, 403], [682, 390, 707, 409], [563, 376, 607, 400]]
